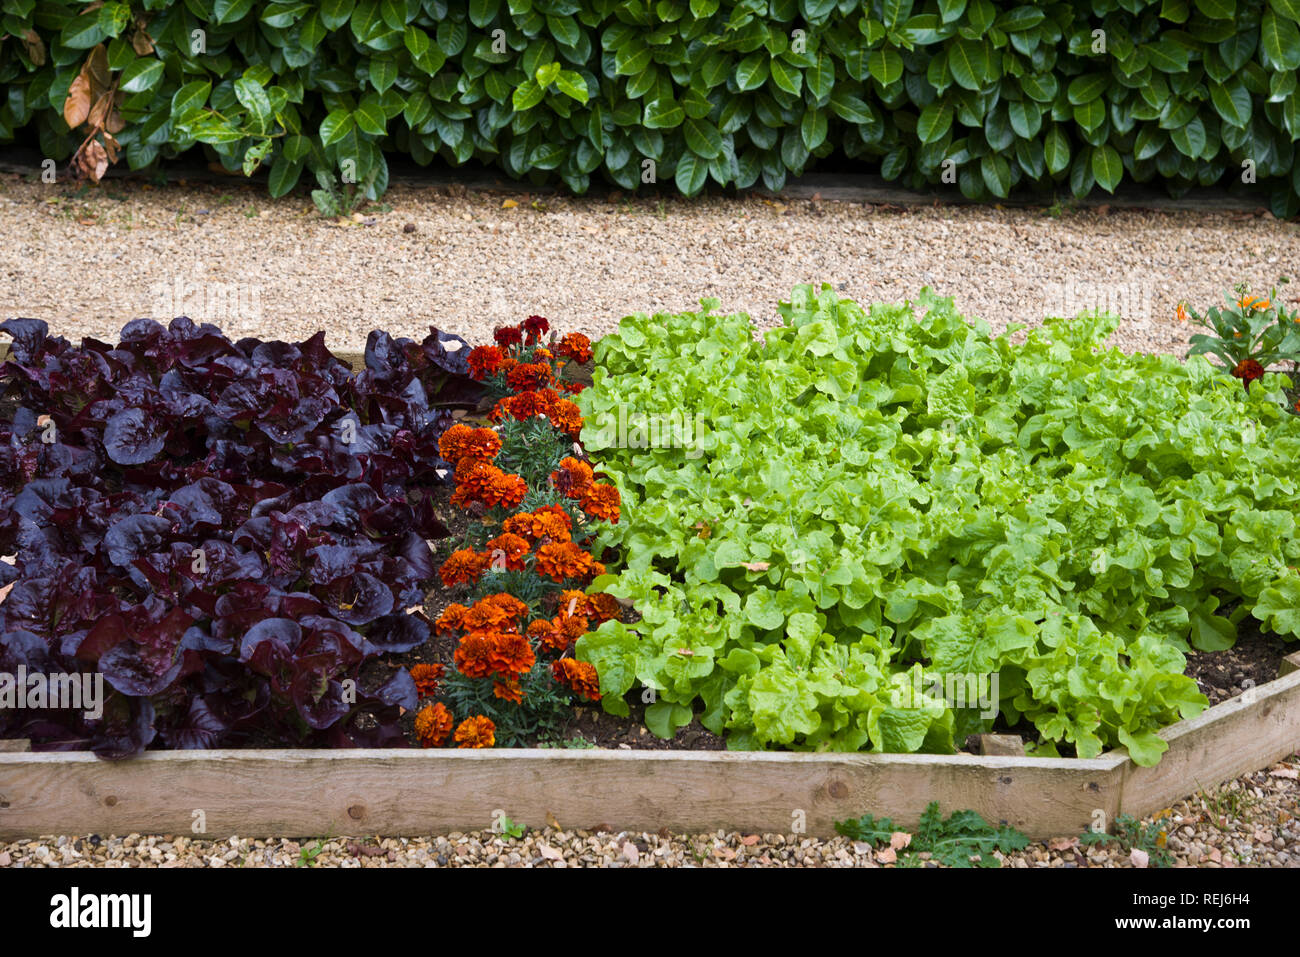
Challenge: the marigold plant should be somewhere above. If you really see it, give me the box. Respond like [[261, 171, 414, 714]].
[[414, 703, 454, 748], [424, 316, 622, 748], [1184, 284, 1300, 392], [410, 663, 445, 698], [454, 715, 496, 748]]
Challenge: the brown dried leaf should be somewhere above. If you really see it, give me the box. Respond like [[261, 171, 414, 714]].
[[876, 847, 897, 864], [740, 834, 760, 846], [131, 29, 155, 56], [889, 831, 912, 850], [86, 44, 111, 96], [740, 561, 770, 571], [1048, 836, 1080, 851], [64, 74, 92, 129], [22, 30, 46, 67], [84, 139, 108, 181], [1269, 766, 1299, 779], [87, 91, 113, 130]]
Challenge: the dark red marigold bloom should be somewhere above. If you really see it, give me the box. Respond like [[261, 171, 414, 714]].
[[493, 325, 523, 348], [1232, 359, 1265, 390], [523, 315, 550, 341]]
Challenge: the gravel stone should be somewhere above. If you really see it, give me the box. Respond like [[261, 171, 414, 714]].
[[1, 178, 1294, 355]]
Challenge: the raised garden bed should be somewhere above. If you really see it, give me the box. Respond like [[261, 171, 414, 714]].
[[4, 287, 1300, 843]]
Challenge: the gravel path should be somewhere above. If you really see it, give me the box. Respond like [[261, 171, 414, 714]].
[[1, 175, 1296, 354], [1, 755, 1295, 868], [2, 176, 1297, 868]]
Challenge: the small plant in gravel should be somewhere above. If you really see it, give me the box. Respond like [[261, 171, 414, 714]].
[[1079, 813, 1175, 868], [1182, 283, 1300, 391], [310, 168, 377, 219], [410, 318, 621, 748], [836, 802, 1029, 868]]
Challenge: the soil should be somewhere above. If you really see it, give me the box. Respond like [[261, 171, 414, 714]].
[[1184, 617, 1292, 707]]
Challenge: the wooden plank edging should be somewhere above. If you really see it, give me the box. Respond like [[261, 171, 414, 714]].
[[1, 668, 1295, 841], [1116, 668, 1300, 820], [0, 747, 1121, 842]]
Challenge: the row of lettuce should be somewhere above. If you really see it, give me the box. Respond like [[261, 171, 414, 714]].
[[572, 285, 1300, 766]]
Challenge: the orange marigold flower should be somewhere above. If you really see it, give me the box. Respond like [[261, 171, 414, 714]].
[[549, 398, 584, 437], [558, 378, 587, 395], [589, 593, 622, 623], [535, 504, 573, 532], [455, 715, 496, 748], [552, 658, 601, 701], [439, 426, 500, 465], [462, 594, 528, 630], [460, 428, 501, 462], [580, 482, 620, 523], [438, 423, 476, 463], [489, 631, 536, 675], [557, 333, 593, 364], [527, 618, 566, 653], [501, 512, 535, 539], [535, 541, 595, 582], [557, 611, 590, 643], [559, 589, 593, 617], [409, 663, 445, 697], [481, 470, 527, 510], [440, 549, 489, 588], [1176, 301, 1188, 323], [590, 560, 606, 578], [552, 457, 594, 498], [435, 603, 470, 635], [414, 703, 454, 747], [467, 345, 505, 380], [454, 632, 498, 679], [504, 507, 572, 543], [1238, 295, 1270, 311], [484, 532, 530, 571], [506, 362, 555, 392], [493, 675, 524, 704], [463, 599, 515, 631], [482, 592, 529, 621], [534, 346, 554, 361], [450, 459, 497, 507]]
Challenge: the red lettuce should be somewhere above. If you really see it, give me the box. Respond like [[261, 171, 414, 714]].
[[0, 316, 482, 757]]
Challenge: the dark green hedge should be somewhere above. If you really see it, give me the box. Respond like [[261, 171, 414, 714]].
[[2, 0, 1299, 213]]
